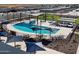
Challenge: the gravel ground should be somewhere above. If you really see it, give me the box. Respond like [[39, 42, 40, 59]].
[[42, 33, 79, 54]]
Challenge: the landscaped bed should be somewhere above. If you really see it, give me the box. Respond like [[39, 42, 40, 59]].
[[42, 30, 79, 54]]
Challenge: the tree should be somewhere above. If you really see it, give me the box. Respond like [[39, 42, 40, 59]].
[[46, 14, 53, 20], [38, 14, 61, 24], [39, 14, 45, 21], [44, 12, 47, 22], [39, 14, 53, 21], [53, 15, 61, 25]]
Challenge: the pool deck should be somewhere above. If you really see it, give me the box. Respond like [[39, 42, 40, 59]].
[[5, 19, 74, 54], [7, 19, 73, 39]]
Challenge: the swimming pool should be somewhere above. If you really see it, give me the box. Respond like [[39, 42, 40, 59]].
[[13, 22, 59, 35]]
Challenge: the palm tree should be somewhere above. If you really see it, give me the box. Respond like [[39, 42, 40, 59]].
[[44, 12, 47, 22], [69, 18, 79, 43], [19, 12, 22, 21], [52, 15, 61, 26], [46, 14, 53, 21], [38, 14, 45, 21], [39, 13, 53, 22], [39, 14, 61, 24]]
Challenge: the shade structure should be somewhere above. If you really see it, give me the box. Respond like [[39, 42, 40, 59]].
[[0, 42, 26, 54], [26, 42, 45, 53]]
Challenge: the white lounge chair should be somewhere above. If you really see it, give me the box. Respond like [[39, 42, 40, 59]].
[[0, 36, 8, 43]]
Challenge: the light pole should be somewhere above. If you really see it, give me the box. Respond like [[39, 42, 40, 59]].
[[40, 20, 42, 40], [49, 28, 52, 39], [19, 12, 22, 21], [45, 11, 47, 22], [28, 9, 31, 23], [37, 16, 39, 25]]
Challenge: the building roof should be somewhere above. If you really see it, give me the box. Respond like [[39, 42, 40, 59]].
[[0, 42, 26, 54]]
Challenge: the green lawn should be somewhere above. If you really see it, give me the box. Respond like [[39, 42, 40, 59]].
[[38, 13, 61, 24]]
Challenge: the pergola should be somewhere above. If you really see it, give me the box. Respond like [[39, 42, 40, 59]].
[[30, 13, 44, 25]]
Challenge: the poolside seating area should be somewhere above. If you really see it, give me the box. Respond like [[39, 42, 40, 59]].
[[0, 32, 27, 52], [7, 35, 26, 52], [0, 23, 27, 53]]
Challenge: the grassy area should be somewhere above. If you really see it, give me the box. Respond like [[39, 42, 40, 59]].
[[38, 14, 61, 21]]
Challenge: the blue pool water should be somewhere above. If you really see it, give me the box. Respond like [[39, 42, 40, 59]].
[[13, 22, 59, 35]]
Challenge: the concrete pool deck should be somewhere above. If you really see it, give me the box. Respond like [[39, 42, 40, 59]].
[[7, 20, 73, 39]]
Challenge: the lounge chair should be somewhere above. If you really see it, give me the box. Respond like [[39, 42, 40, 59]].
[[0, 36, 8, 43], [49, 21, 56, 25], [53, 35, 64, 40]]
